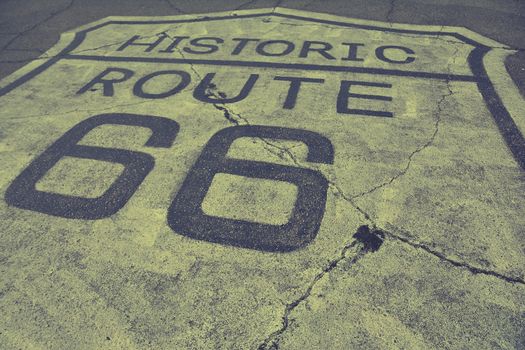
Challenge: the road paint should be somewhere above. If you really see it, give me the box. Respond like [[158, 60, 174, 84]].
[[0, 8, 524, 349]]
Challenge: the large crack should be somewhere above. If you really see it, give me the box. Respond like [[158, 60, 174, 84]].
[[257, 226, 385, 350], [162, 32, 307, 162], [165, 33, 249, 125], [166, 46, 525, 349], [3, 5, 519, 288], [96, 19, 525, 293], [3, 5, 519, 341], [384, 230, 525, 284], [249, 32, 525, 348], [0, 6, 522, 350], [257, 216, 525, 350], [229, 113, 525, 290], [163, 32, 525, 291], [1, 11, 521, 349], [337, 42, 525, 285], [256, 221, 524, 349], [153, 53, 377, 220]]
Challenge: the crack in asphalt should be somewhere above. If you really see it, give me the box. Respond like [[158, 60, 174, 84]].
[[234, 0, 261, 11], [386, 0, 398, 24], [1, 11, 522, 67], [251, 38, 524, 349], [349, 78, 450, 199], [350, 41, 462, 200], [1, 9, 523, 348], [272, 0, 284, 12], [165, 33, 525, 342], [384, 230, 525, 285], [166, 35, 249, 125], [257, 226, 385, 350], [334, 43, 525, 286], [163, 0, 187, 14], [10, 24, 519, 288], [256, 221, 524, 349], [0, 0, 75, 55], [234, 128, 525, 287], [162, 32, 309, 162]]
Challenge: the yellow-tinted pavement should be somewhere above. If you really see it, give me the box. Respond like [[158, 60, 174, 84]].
[[0, 7, 524, 350]]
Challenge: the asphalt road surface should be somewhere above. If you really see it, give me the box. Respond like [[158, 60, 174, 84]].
[[0, 1, 524, 349]]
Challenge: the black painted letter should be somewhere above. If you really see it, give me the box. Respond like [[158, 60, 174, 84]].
[[376, 45, 416, 64], [341, 43, 365, 62], [77, 67, 134, 97], [256, 40, 295, 57], [117, 34, 167, 52], [299, 41, 335, 60], [183, 37, 224, 54], [274, 76, 325, 109], [193, 73, 259, 103], [337, 80, 393, 118], [133, 70, 191, 99], [231, 38, 260, 55]]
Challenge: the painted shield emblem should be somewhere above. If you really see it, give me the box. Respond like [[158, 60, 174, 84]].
[[0, 8, 523, 349]]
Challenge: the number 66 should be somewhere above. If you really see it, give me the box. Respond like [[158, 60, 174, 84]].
[[5, 114, 334, 252]]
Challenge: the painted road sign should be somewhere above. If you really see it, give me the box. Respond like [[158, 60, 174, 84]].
[[0, 8, 524, 349]]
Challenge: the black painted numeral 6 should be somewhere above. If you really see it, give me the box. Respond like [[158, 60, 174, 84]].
[[5, 113, 179, 219], [167, 126, 334, 252]]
